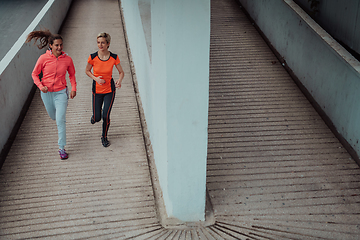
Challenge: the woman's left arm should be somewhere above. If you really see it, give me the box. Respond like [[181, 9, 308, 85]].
[[115, 63, 125, 88], [68, 58, 77, 99]]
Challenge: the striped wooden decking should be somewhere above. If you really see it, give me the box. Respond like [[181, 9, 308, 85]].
[[0, 0, 162, 239], [0, 0, 359, 239], [206, 0, 360, 239]]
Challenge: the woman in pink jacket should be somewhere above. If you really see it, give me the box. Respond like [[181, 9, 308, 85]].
[[27, 30, 77, 160]]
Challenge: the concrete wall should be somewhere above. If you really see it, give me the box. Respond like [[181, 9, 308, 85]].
[[239, 0, 360, 157], [0, 0, 73, 157], [293, 0, 360, 55], [121, 0, 210, 222]]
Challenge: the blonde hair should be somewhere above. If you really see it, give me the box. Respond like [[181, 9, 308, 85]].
[[97, 32, 111, 44]]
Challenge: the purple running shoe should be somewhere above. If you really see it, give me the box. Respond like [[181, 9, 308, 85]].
[[59, 149, 68, 160]]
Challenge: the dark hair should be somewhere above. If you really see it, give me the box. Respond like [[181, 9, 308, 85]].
[[26, 29, 62, 49]]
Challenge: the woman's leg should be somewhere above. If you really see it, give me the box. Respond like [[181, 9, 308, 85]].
[[40, 91, 56, 120], [53, 89, 68, 150], [102, 91, 116, 139], [91, 93, 104, 123]]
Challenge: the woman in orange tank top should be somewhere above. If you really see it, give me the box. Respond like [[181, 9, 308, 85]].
[[85, 32, 124, 147]]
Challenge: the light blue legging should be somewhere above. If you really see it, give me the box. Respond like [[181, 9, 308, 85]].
[[40, 88, 68, 150]]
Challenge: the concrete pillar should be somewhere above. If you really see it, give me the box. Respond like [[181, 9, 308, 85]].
[[121, 0, 210, 222], [151, 0, 210, 222]]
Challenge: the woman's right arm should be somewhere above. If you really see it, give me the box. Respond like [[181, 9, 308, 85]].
[[85, 63, 105, 85], [32, 56, 48, 93]]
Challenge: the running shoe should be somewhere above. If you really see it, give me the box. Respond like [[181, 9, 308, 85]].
[[59, 149, 68, 160], [101, 137, 110, 147]]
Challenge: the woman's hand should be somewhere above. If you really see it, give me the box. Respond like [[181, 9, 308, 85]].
[[94, 76, 105, 85], [85, 63, 104, 85], [41, 86, 48, 93], [115, 63, 124, 89], [70, 91, 76, 99], [115, 79, 122, 88]]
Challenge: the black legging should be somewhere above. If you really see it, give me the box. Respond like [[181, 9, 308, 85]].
[[91, 91, 116, 138]]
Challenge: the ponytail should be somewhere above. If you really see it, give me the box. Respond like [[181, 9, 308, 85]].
[[26, 29, 62, 49]]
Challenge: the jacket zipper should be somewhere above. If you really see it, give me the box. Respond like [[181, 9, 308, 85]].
[[52, 56, 58, 92]]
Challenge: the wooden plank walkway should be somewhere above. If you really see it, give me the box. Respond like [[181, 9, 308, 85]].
[[0, 0, 360, 239], [0, 0, 162, 239], [206, 0, 360, 239]]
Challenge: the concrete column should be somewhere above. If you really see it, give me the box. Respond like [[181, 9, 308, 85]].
[[121, 0, 210, 222], [151, 0, 210, 222]]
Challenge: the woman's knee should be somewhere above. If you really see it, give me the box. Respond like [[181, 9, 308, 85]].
[[102, 115, 109, 123]]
